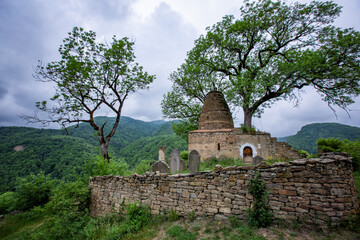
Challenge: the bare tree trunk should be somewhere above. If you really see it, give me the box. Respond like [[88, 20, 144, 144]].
[[100, 141, 110, 162], [243, 108, 254, 129]]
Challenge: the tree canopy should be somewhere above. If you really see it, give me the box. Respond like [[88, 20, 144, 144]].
[[162, 0, 360, 135], [24, 27, 155, 161]]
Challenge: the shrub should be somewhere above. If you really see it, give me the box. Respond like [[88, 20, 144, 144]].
[[105, 202, 152, 239], [247, 172, 272, 227], [14, 172, 57, 211], [240, 124, 256, 134], [317, 138, 343, 153], [342, 140, 360, 171], [83, 155, 129, 177], [317, 138, 360, 171], [0, 192, 18, 214], [180, 151, 189, 160], [134, 159, 152, 175], [44, 179, 90, 216]]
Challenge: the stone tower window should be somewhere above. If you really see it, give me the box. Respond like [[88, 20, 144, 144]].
[[218, 143, 221, 151]]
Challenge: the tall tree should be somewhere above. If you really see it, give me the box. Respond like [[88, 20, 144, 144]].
[[23, 27, 155, 161], [162, 0, 360, 132]]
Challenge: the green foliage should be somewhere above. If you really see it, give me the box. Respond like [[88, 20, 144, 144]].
[[199, 157, 245, 171], [317, 138, 360, 171], [264, 156, 287, 165], [240, 124, 256, 134], [44, 179, 90, 217], [134, 159, 152, 175], [105, 202, 152, 239], [0, 118, 180, 194], [166, 225, 197, 240], [247, 173, 272, 228], [27, 26, 155, 160], [83, 155, 129, 177], [180, 151, 189, 160], [14, 172, 57, 211], [168, 208, 180, 221], [0, 210, 45, 239], [162, 0, 360, 131], [0, 127, 97, 193], [282, 123, 360, 154], [229, 215, 242, 228], [341, 140, 360, 171], [187, 210, 196, 222], [171, 121, 199, 143], [0, 192, 18, 214], [119, 134, 187, 167], [317, 138, 343, 152]]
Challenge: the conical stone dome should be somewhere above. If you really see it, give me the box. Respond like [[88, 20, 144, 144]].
[[198, 90, 234, 130]]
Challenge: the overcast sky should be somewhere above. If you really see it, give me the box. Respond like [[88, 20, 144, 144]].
[[0, 0, 359, 137]]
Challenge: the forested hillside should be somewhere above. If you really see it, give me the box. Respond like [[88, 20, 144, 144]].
[[0, 117, 186, 193], [279, 123, 360, 153]]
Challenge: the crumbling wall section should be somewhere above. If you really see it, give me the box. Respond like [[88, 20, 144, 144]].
[[89, 153, 358, 227]]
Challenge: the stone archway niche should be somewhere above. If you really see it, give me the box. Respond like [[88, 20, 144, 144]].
[[239, 143, 257, 164]]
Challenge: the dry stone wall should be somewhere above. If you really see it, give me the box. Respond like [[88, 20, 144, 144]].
[[89, 153, 358, 227]]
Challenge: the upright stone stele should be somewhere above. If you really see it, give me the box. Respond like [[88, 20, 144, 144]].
[[152, 161, 170, 174], [179, 159, 186, 172], [253, 155, 264, 165], [169, 148, 180, 173], [188, 150, 200, 174], [158, 146, 166, 162]]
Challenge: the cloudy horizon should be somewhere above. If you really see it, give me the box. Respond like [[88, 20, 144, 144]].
[[1, 0, 359, 137]]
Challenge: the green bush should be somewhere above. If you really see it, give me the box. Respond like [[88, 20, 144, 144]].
[[134, 159, 152, 175], [0, 192, 18, 214], [317, 138, 343, 153], [342, 140, 360, 171], [317, 138, 360, 171], [14, 172, 57, 211], [105, 202, 152, 239], [83, 155, 129, 177], [44, 179, 90, 216], [29, 179, 90, 240], [240, 124, 256, 134], [247, 173, 272, 227], [180, 151, 189, 160]]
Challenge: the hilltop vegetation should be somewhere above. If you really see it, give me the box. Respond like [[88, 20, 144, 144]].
[[0, 117, 186, 193], [279, 123, 360, 153]]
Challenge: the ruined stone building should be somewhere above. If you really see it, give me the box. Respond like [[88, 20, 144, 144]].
[[188, 90, 301, 163]]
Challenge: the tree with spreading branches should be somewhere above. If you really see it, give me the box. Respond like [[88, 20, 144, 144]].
[[162, 0, 360, 138], [23, 27, 155, 161]]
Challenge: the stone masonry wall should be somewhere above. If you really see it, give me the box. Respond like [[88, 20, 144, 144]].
[[89, 153, 358, 227], [188, 129, 300, 161]]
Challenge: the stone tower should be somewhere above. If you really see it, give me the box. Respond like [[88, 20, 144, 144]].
[[198, 90, 234, 130]]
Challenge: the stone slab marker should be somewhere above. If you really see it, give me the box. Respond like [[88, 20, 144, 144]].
[[188, 150, 200, 173], [158, 146, 166, 162], [152, 161, 170, 174], [169, 148, 180, 173], [179, 159, 186, 172], [253, 155, 264, 165]]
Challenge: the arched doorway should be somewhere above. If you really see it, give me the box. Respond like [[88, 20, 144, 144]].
[[243, 147, 253, 164], [239, 143, 257, 164], [243, 147, 252, 157]]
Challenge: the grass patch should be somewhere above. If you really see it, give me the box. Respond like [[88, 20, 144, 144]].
[[199, 157, 246, 171], [0, 210, 46, 239], [166, 225, 197, 240]]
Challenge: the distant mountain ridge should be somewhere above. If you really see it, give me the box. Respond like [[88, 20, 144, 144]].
[[0, 116, 186, 193], [279, 122, 360, 153]]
